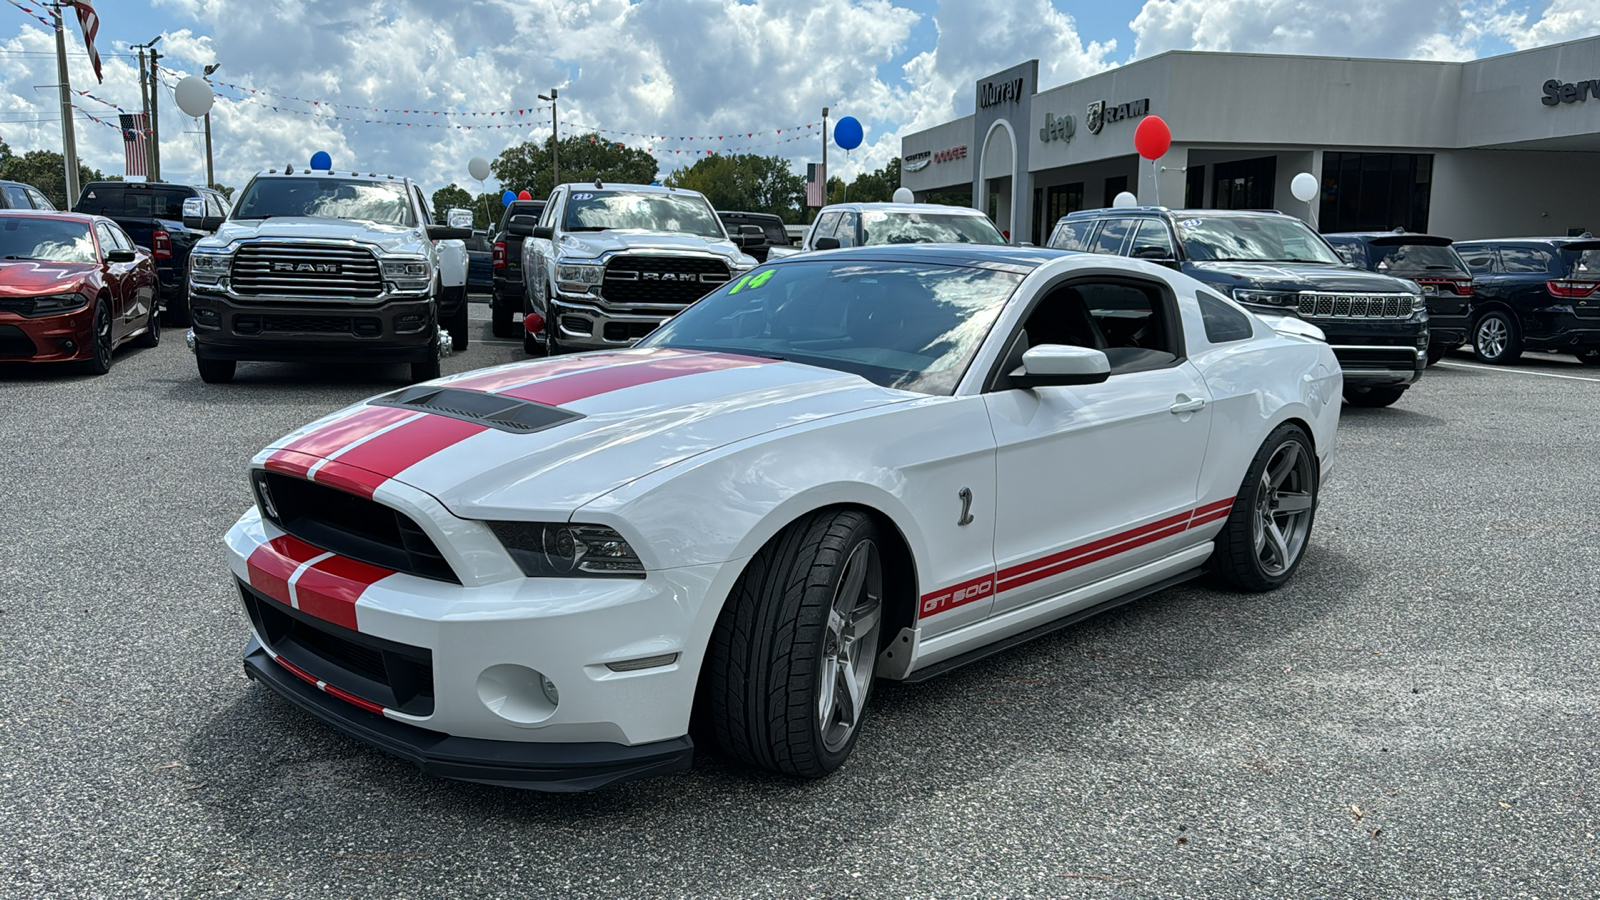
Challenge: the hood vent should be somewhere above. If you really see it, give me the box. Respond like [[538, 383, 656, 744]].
[[370, 386, 583, 434]]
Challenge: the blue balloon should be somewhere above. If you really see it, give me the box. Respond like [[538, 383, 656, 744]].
[[833, 116, 863, 151], [502, 190, 517, 208], [309, 150, 332, 171]]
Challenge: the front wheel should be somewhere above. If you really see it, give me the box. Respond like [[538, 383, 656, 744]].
[[446, 298, 469, 351], [1207, 424, 1318, 593], [1473, 312, 1522, 364], [705, 509, 885, 778], [1343, 385, 1407, 408], [82, 299, 113, 375], [491, 298, 513, 338], [196, 356, 235, 384]]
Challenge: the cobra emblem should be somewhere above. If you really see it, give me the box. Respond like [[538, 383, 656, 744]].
[[957, 487, 975, 527]]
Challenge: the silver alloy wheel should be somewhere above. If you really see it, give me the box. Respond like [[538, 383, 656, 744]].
[[1477, 316, 1508, 360], [1252, 439, 1315, 576], [816, 540, 883, 754]]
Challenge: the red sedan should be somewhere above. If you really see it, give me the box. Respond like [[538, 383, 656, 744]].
[[0, 211, 159, 374]]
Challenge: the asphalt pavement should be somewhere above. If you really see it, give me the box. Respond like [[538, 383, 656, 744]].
[[2, 304, 1598, 898]]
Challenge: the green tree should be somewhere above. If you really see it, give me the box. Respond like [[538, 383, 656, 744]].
[[431, 183, 473, 219], [492, 133, 659, 200], [664, 153, 806, 222], [0, 148, 105, 209], [211, 184, 235, 200], [842, 157, 903, 204]]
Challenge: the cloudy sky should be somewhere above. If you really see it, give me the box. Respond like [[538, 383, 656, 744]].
[[0, 0, 1594, 198]]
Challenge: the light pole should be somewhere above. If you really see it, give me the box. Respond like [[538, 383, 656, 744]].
[[47, 3, 80, 206], [135, 35, 163, 180], [202, 63, 219, 188], [538, 88, 558, 189]]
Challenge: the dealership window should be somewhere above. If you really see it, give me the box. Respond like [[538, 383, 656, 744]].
[[1318, 152, 1432, 233], [1213, 156, 1276, 210], [1103, 176, 1128, 209], [1185, 166, 1205, 207]]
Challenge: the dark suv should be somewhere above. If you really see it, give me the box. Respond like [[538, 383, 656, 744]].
[[716, 211, 792, 262], [489, 199, 546, 338], [1324, 231, 1474, 365], [1049, 208, 1428, 407], [1452, 236, 1600, 366]]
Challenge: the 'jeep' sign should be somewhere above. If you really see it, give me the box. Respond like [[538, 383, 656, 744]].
[[1039, 112, 1075, 143]]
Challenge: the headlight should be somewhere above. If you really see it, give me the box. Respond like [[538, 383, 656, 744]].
[[488, 522, 644, 578], [380, 258, 432, 281], [1232, 289, 1299, 307], [190, 252, 230, 284], [555, 262, 605, 290], [1411, 293, 1426, 312], [23, 292, 89, 317]]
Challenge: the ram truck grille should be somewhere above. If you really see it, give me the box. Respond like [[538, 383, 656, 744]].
[[600, 255, 730, 308], [232, 244, 383, 299]]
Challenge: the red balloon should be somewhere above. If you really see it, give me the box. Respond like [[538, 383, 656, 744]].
[[1134, 115, 1171, 161], [518, 189, 533, 200]]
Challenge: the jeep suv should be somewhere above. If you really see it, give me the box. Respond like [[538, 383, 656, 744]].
[[1324, 230, 1474, 365], [513, 183, 756, 354], [1049, 208, 1428, 407], [1452, 235, 1600, 366]]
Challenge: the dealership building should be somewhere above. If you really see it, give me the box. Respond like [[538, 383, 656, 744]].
[[899, 36, 1600, 245]]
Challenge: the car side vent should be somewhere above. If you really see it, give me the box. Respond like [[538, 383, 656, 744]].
[[370, 386, 583, 434]]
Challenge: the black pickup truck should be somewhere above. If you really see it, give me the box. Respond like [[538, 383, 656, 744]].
[[73, 181, 230, 325]]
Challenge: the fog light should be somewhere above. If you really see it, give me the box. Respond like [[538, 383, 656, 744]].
[[476, 664, 557, 724], [57, 338, 76, 352]]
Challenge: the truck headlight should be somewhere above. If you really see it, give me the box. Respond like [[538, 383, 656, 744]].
[[1232, 289, 1299, 307], [555, 262, 605, 292], [190, 252, 230, 284], [487, 522, 645, 578], [381, 258, 433, 290]]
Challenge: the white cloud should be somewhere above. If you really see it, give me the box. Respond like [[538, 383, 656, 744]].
[[1483, 0, 1600, 50]]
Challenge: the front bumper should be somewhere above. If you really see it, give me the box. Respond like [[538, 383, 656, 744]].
[[550, 297, 671, 350], [1332, 345, 1427, 386], [0, 308, 93, 362], [188, 289, 437, 363], [243, 638, 693, 791]]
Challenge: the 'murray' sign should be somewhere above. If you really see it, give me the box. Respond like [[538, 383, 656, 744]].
[[979, 77, 1025, 109]]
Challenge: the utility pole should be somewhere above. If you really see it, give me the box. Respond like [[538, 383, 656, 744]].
[[147, 41, 162, 181], [203, 63, 219, 188], [539, 88, 559, 189], [821, 106, 829, 208], [50, 4, 80, 207]]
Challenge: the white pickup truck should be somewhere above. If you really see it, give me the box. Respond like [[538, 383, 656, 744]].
[[184, 170, 470, 383], [512, 183, 760, 354]]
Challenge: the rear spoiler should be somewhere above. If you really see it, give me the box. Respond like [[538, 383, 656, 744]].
[[1366, 233, 1452, 247], [1558, 240, 1600, 253]]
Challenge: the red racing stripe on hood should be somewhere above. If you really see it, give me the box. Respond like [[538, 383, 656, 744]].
[[246, 534, 327, 606], [325, 414, 489, 486], [293, 554, 394, 631], [441, 349, 680, 393], [278, 405, 418, 458], [498, 352, 770, 406]]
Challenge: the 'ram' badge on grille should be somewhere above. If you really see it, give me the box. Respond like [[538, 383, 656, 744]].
[[272, 262, 341, 274], [641, 272, 692, 282]]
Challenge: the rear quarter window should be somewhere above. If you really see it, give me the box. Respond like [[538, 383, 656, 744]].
[[1048, 220, 1095, 251], [1499, 247, 1556, 274], [1197, 289, 1254, 343], [1457, 247, 1497, 275]]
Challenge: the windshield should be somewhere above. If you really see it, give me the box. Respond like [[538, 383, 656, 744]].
[[563, 190, 723, 238], [75, 185, 193, 218], [0, 217, 97, 264], [859, 211, 1007, 246], [232, 177, 415, 226], [1177, 215, 1343, 265], [637, 259, 1022, 395], [1371, 243, 1469, 276]]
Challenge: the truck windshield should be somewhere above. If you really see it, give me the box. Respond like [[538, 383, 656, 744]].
[[1178, 216, 1343, 265], [0, 217, 97, 264], [563, 191, 723, 238], [74, 184, 192, 219], [859, 211, 1007, 246], [233, 178, 415, 226]]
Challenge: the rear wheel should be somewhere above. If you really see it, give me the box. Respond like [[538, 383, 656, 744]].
[[82, 299, 113, 375], [1473, 311, 1522, 364], [1577, 349, 1600, 367], [1343, 385, 1407, 407], [1425, 344, 1448, 365], [196, 356, 235, 384], [491, 297, 513, 338], [1207, 424, 1318, 592], [705, 509, 885, 778]]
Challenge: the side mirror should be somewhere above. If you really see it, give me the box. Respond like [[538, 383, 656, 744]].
[[1010, 344, 1110, 388], [506, 215, 538, 237], [1131, 245, 1175, 261], [532, 225, 555, 241], [733, 225, 767, 249], [814, 236, 841, 251], [181, 197, 206, 231], [446, 208, 474, 229], [105, 249, 137, 264], [426, 224, 473, 241]]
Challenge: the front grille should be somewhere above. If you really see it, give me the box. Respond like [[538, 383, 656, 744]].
[[233, 314, 382, 336], [1297, 293, 1414, 319], [1334, 346, 1423, 370], [257, 470, 460, 584], [232, 244, 383, 299], [0, 324, 36, 357], [242, 581, 435, 716], [600, 255, 730, 308], [604, 321, 659, 342], [0, 297, 36, 315]]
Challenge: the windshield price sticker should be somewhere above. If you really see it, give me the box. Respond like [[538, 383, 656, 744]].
[[1179, 219, 1204, 228], [571, 193, 594, 201], [728, 269, 777, 294]]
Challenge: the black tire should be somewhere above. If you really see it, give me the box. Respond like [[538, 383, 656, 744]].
[[1343, 385, 1407, 408], [196, 356, 235, 384], [447, 298, 469, 351], [1207, 423, 1318, 593], [83, 298, 113, 375], [134, 300, 161, 348], [411, 331, 442, 382], [1473, 311, 1522, 364], [705, 509, 886, 778], [1577, 349, 1600, 367], [162, 285, 191, 327], [491, 298, 513, 338], [1425, 344, 1448, 366]]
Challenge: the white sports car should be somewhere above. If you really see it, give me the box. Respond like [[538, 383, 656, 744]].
[[225, 245, 1341, 791]]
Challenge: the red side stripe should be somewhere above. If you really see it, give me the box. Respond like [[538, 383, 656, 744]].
[[271, 652, 388, 716], [311, 459, 390, 500], [1189, 508, 1233, 528], [998, 518, 1193, 591], [279, 406, 418, 458], [245, 534, 326, 606], [272, 653, 321, 687], [442, 350, 664, 393], [292, 555, 394, 631], [997, 510, 1193, 582], [329, 415, 488, 484], [1194, 497, 1236, 517], [498, 352, 769, 406]]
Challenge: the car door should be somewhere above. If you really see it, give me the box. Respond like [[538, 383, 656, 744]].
[[1496, 244, 1563, 340], [25, 187, 54, 211], [982, 273, 1214, 618], [112, 225, 156, 325], [93, 223, 131, 334]]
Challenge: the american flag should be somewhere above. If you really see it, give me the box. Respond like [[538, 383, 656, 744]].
[[68, 1, 103, 84], [805, 162, 826, 207], [120, 113, 149, 177]]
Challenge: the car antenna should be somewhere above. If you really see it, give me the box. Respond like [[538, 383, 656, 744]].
[[594, 179, 603, 189], [285, 165, 294, 175]]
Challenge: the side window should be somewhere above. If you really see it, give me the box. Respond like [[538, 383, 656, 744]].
[[1090, 218, 1133, 255], [413, 187, 433, 225], [836, 212, 859, 246], [1048, 220, 1095, 251], [1459, 247, 1498, 275], [538, 197, 559, 229], [25, 188, 54, 210], [94, 223, 118, 257], [1130, 219, 1175, 258], [812, 211, 842, 244], [1016, 278, 1180, 377], [1197, 289, 1254, 343], [205, 193, 224, 219], [1499, 247, 1555, 274], [2, 185, 29, 209]]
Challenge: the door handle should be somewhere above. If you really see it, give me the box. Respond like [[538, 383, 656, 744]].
[[1170, 396, 1206, 414]]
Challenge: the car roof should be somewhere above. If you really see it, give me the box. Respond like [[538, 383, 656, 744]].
[[0, 209, 98, 224], [1326, 231, 1456, 245], [719, 210, 783, 220], [1065, 206, 1290, 220], [557, 182, 701, 197], [251, 171, 411, 183], [766, 242, 1061, 271], [1455, 236, 1595, 245], [822, 202, 986, 215]]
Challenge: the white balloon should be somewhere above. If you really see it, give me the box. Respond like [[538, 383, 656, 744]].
[[174, 76, 214, 118], [468, 157, 491, 182], [1291, 172, 1319, 203], [892, 187, 914, 204], [1112, 191, 1138, 209]]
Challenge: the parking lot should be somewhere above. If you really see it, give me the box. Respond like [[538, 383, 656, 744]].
[[2, 301, 1598, 898]]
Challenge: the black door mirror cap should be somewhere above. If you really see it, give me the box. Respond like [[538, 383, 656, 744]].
[[814, 236, 841, 251], [532, 225, 555, 241], [105, 249, 137, 263]]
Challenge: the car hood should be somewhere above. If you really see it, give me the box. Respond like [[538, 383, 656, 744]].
[[556, 230, 748, 264], [262, 348, 915, 519], [1183, 261, 1414, 293], [0, 260, 96, 296], [203, 218, 429, 256]]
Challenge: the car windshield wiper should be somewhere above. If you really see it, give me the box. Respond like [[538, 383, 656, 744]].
[[231, 215, 274, 220], [565, 225, 609, 232]]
